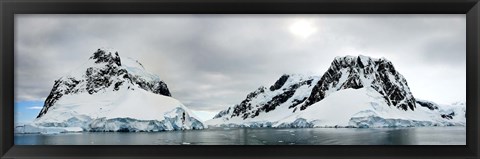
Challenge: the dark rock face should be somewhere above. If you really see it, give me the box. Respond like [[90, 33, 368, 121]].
[[126, 74, 171, 96], [213, 107, 231, 119], [37, 78, 80, 118], [230, 86, 266, 119], [441, 112, 455, 120], [416, 99, 439, 110], [85, 64, 125, 94], [260, 79, 314, 115], [214, 75, 317, 120], [37, 49, 171, 118], [269, 74, 289, 91], [301, 55, 416, 111], [90, 49, 122, 66]]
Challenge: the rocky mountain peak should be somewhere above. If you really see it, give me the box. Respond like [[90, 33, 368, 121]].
[[37, 49, 171, 118], [301, 55, 416, 111], [89, 49, 122, 66]]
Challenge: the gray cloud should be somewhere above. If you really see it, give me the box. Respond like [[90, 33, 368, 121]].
[[15, 14, 466, 112]]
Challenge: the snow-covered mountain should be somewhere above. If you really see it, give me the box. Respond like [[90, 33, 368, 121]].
[[207, 55, 465, 128], [209, 74, 320, 127], [28, 49, 204, 133]]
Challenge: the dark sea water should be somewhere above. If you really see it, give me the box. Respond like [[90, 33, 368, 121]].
[[14, 126, 465, 145]]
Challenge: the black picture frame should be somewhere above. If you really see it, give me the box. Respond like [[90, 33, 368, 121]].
[[1, 0, 479, 158]]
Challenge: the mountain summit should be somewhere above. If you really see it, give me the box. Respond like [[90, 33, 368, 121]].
[[33, 49, 204, 132], [302, 55, 416, 111], [37, 49, 171, 118]]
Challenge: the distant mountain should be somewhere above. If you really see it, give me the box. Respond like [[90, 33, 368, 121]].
[[207, 55, 465, 128], [215, 74, 319, 119], [209, 74, 320, 127], [30, 49, 204, 132]]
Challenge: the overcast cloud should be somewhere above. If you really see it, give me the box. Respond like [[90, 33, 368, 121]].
[[15, 14, 466, 113]]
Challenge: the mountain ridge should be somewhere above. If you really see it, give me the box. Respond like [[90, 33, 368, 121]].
[[302, 55, 416, 111], [208, 55, 465, 128]]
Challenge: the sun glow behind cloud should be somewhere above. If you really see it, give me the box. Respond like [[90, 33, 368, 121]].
[[289, 19, 317, 38]]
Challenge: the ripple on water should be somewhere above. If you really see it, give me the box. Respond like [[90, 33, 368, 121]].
[[14, 127, 466, 145]]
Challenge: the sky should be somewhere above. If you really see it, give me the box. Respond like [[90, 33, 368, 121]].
[[14, 14, 466, 123]]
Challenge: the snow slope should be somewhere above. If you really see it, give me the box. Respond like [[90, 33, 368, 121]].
[[34, 87, 204, 131], [275, 88, 465, 128]]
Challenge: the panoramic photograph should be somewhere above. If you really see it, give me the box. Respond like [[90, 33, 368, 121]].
[[14, 14, 466, 145]]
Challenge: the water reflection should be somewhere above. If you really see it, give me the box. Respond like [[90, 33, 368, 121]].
[[15, 127, 465, 145]]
